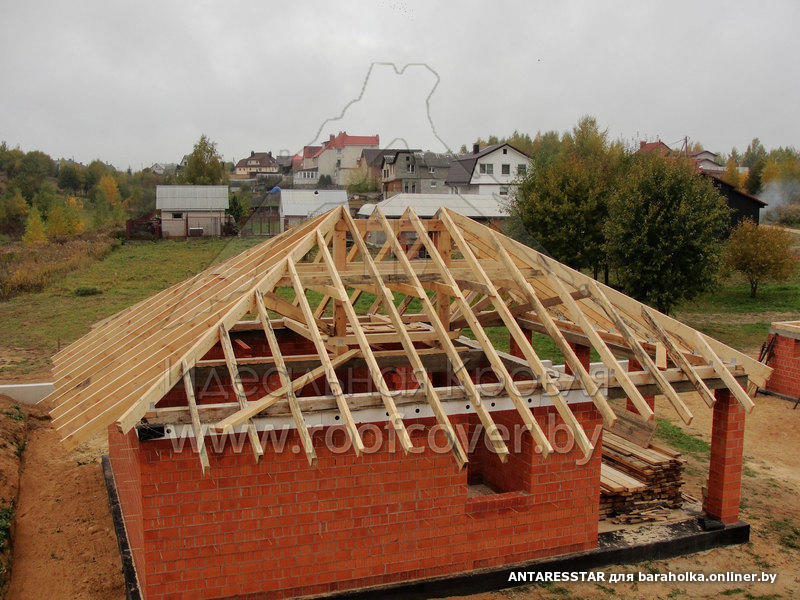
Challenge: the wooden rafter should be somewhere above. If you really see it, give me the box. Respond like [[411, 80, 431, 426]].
[[340, 209, 469, 467], [411, 208, 554, 456], [181, 360, 209, 473], [315, 229, 414, 454], [373, 207, 511, 461], [287, 259, 364, 454]]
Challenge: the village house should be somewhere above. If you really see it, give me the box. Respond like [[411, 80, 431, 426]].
[[294, 132, 379, 187], [155, 185, 229, 237], [233, 151, 280, 179], [380, 150, 451, 197], [356, 148, 410, 181], [446, 143, 529, 196]]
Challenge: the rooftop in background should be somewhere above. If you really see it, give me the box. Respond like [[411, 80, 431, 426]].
[[280, 189, 348, 218], [360, 148, 420, 167], [358, 193, 508, 219], [155, 185, 229, 211], [445, 143, 529, 185]]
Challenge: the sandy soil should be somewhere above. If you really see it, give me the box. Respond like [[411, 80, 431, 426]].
[[6, 416, 124, 600]]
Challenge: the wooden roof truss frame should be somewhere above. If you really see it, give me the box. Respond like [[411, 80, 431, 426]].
[[45, 206, 770, 473]]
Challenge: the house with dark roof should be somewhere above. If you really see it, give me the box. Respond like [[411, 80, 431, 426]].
[[356, 148, 413, 181], [703, 172, 766, 227], [233, 151, 280, 179], [380, 150, 450, 197], [445, 143, 529, 196], [636, 141, 764, 227]]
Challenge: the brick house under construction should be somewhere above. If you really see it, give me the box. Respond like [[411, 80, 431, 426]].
[[45, 206, 770, 600]]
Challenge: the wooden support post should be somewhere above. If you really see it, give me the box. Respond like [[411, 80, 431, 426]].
[[181, 360, 209, 473], [218, 324, 264, 462], [255, 290, 317, 466], [332, 226, 348, 339], [287, 259, 364, 455]]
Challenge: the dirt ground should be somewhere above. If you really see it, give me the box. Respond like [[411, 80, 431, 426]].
[[1, 390, 799, 600], [5, 409, 123, 600]]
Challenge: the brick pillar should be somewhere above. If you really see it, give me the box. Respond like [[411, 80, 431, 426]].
[[565, 342, 591, 375], [626, 358, 655, 413], [703, 388, 745, 524], [509, 327, 532, 359]]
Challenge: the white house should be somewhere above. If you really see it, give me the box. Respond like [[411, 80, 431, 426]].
[[295, 133, 379, 186], [156, 185, 229, 237], [445, 143, 529, 195]]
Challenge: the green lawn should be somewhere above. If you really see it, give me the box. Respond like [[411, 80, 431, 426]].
[[1, 233, 797, 378], [0, 237, 264, 375]]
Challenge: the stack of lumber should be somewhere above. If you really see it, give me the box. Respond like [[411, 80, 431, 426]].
[[599, 432, 686, 519]]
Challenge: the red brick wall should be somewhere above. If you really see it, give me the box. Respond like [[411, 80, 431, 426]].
[[108, 404, 602, 600], [765, 333, 800, 398], [108, 427, 147, 592]]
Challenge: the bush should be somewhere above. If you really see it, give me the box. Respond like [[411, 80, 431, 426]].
[[724, 219, 798, 297], [0, 234, 118, 299], [74, 286, 102, 297]]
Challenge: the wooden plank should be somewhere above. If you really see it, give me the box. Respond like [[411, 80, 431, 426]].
[[181, 360, 209, 474], [640, 307, 716, 409], [315, 230, 414, 453], [586, 279, 693, 425], [213, 348, 360, 431], [340, 209, 469, 468], [691, 330, 755, 412], [218, 323, 264, 461], [374, 207, 510, 461], [430, 209, 556, 456], [535, 255, 655, 421], [287, 257, 364, 454], [485, 229, 615, 425], [255, 290, 317, 466]]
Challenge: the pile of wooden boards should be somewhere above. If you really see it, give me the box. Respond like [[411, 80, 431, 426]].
[[599, 431, 686, 519]]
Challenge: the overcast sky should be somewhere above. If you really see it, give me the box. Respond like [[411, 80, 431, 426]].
[[1, 1, 798, 169]]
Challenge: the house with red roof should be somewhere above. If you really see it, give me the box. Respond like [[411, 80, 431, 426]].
[[294, 132, 379, 187]]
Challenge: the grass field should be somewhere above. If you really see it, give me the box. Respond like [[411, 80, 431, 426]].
[[0, 234, 798, 379]]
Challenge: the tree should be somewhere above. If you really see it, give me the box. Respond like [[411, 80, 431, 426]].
[[722, 158, 742, 189], [318, 174, 333, 188], [46, 203, 71, 241], [227, 190, 251, 225], [22, 205, 46, 245], [57, 161, 83, 193], [746, 157, 765, 195], [83, 159, 110, 194], [98, 174, 122, 206], [724, 220, 797, 297], [742, 138, 767, 168], [605, 152, 730, 313], [0, 189, 28, 235], [509, 116, 623, 280], [180, 135, 225, 185]]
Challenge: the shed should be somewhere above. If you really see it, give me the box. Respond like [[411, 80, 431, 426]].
[[155, 185, 229, 237], [279, 189, 348, 230], [702, 173, 767, 227], [45, 207, 768, 600]]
